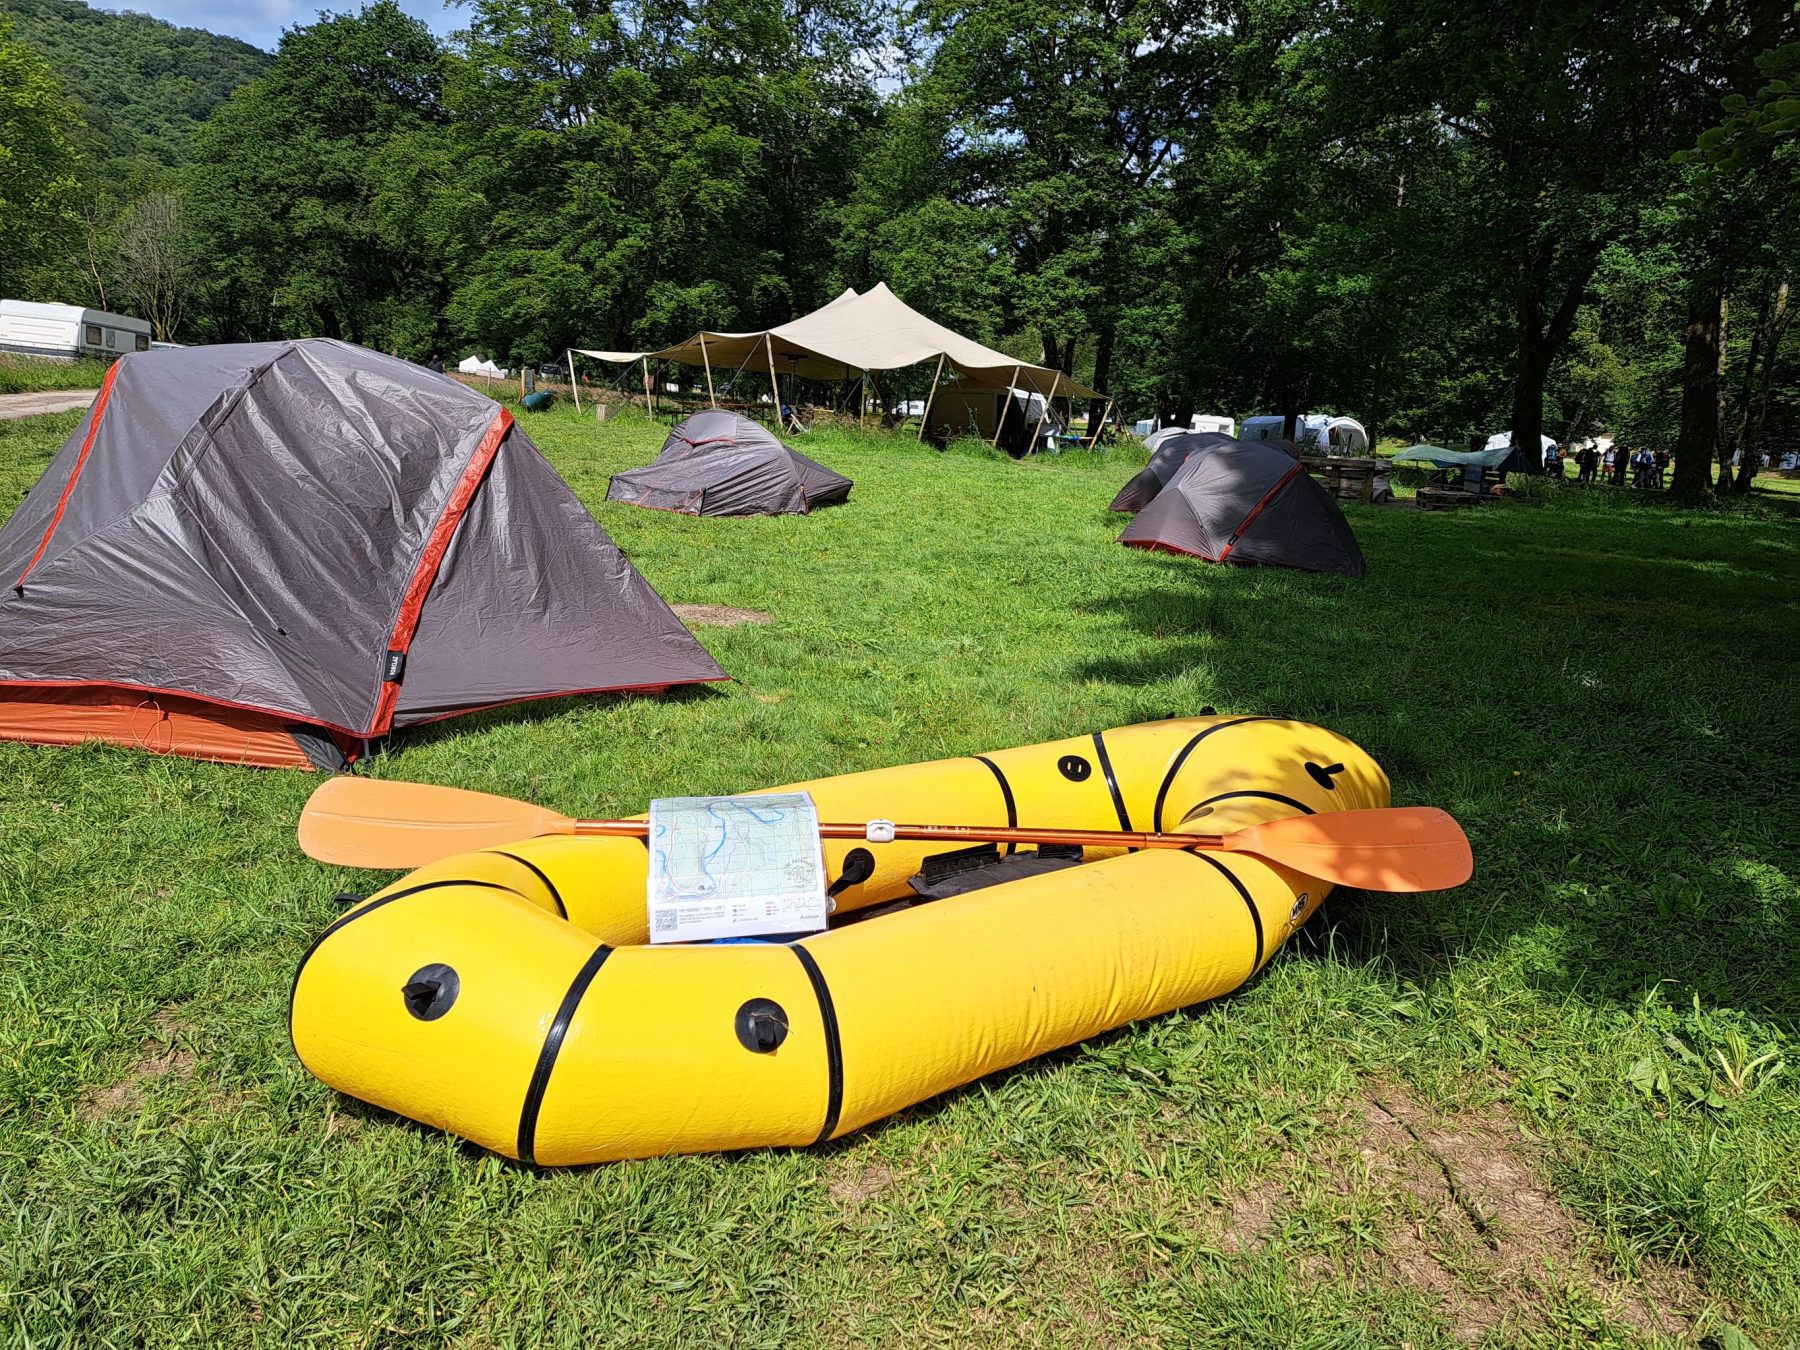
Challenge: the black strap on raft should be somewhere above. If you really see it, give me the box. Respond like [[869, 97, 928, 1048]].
[[516, 944, 614, 1166]]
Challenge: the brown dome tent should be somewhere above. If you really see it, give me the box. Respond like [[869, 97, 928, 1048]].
[[0, 340, 726, 769], [606, 410, 852, 516], [1118, 440, 1365, 577], [1108, 431, 1239, 512]]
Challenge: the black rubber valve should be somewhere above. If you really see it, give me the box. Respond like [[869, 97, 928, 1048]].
[[735, 998, 790, 1053], [400, 963, 460, 1021]]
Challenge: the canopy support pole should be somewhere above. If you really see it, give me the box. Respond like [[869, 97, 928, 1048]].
[[991, 364, 1022, 448], [640, 356, 653, 413], [566, 350, 581, 413], [764, 335, 782, 429], [1087, 397, 1114, 450], [919, 353, 946, 442], [1027, 371, 1055, 454], [700, 335, 716, 407]]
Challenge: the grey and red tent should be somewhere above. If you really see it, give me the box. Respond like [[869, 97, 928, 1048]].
[[1108, 431, 1237, 513], [1117, 440, 1365, 577], [0, 340, 726, 769], [606, 410, 852, 516]]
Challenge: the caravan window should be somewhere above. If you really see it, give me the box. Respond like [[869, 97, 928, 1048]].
[[135, 334, 150, 352], [85, 324, 103, 345]]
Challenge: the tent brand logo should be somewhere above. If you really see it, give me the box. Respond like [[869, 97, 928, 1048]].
[[383, 651, 407, 682], [1290, 893, 1310, 923], [1057, 755, 1092, 782]]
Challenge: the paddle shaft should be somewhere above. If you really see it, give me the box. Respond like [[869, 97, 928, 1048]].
[[568, 818, 1219, 850], [298, 775, 1473, 890]]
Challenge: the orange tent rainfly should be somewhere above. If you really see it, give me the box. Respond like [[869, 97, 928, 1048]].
[[0, 339, 726, 769]]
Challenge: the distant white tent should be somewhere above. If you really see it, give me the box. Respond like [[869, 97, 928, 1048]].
[[1483, 432, 1556, 455], [1241, 414, 1369, 455], [457, 355, 508, 378]]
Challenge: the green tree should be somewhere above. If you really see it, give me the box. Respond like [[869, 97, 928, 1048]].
[[0, 13, 81, 298], [183, 1, 448, 350], [1358, 1, 1716, 473], [1674, 35, 1800, 497], [854, 0, 1225, 422], [437, 0, 882, 368]]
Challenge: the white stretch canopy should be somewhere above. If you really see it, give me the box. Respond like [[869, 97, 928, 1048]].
[[573, 283, 1101, 402]]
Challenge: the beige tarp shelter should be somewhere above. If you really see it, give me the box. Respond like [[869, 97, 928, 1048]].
[[572, 283, 1108, 447], [922, 383, 1074, 454]]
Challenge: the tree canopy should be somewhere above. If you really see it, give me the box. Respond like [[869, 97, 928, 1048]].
[[7, 0, 1798, 496]]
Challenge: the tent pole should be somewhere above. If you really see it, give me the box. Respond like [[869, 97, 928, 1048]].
[[1088, 397, 1114, 450], [566, 350, 581, 414], [919, 353, 946, 442], [700, 335, 716, 408], [764, 335, 782, 429], [991, 364, 1022, 448], [641, 357, 653, 413], [1027, 371, 1054, 454]]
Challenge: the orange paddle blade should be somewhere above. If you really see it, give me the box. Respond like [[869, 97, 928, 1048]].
[[298, 777, 578, 869], [1219, 807, 1472, 892]]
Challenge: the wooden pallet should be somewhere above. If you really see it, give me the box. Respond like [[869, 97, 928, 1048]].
[[1416, 484, 1491, 510], [1300, 455, 1380, 504]]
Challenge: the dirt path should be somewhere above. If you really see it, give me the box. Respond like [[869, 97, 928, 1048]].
[[0, 389, 98, 421]]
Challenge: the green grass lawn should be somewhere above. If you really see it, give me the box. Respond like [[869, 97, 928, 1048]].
[[1, 401, 1796, 1346], [0, 356, 111, 396]]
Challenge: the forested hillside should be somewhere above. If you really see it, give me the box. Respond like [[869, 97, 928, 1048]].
[[2, 0, 1795, 500], [1, 0, 266, 181]]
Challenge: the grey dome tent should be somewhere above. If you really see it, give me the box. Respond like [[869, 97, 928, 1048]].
[[1118, 440, 1364, 577], [607, 410, 852, 516], [1109, 431, 1238, 512], [0, 340, 725, 769]]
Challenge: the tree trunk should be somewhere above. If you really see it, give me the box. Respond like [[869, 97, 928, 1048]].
[[1088, 324, 1114, 430], [1733, 279, 1790, 493], [1714, 296, 1734, 494], [1507, 362, 1548, 478], [1279, 371, 1304, 440], [1723, 294, 1764, 487], [1670, 271, 1724, 505], [1510, 245, 1602, 476]]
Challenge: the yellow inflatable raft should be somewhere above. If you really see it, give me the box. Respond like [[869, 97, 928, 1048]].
[[291, 715, 1389, 1164]]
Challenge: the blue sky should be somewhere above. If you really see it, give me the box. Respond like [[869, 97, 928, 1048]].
[[96, 0, 465, 50]]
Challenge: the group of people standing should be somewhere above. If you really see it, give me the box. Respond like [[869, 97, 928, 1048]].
[[1549, 442, 1668, 488]]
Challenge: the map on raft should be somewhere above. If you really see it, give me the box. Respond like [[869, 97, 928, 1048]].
[[645, 792, 830, 943]]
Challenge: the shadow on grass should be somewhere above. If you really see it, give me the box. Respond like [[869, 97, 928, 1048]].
[[1069, 496, 1799, 1031], [376, 681, 729, 759]]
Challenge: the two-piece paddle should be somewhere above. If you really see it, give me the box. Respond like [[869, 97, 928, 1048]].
[[297, 777, 1473, 893]]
